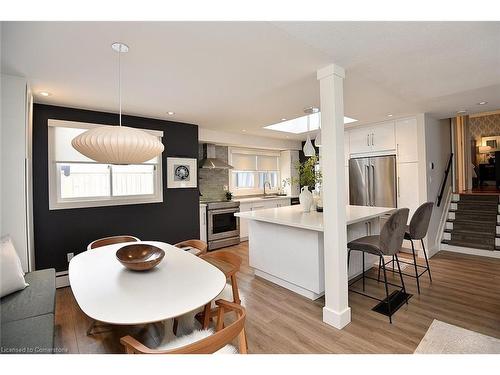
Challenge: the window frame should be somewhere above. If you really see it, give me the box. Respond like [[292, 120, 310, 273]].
[[48, 119, 164, 210], [228, 147, 281, 196]]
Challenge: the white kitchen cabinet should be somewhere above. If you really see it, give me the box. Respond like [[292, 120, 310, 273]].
[[372, 121, 396, 152], [349, 121, 395, 155], [238, 198, 291, 241], [239, 202, 253, 239], [199, 204, 207, 242], [395, 118, 419, 163], [280, 150, 300, 196], [396, 162, 420, 220], [349, 126, 373, 155]]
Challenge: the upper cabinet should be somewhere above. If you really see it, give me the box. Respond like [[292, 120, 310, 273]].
[[349, 121, 395, 156], [395, 118, 419, 163]]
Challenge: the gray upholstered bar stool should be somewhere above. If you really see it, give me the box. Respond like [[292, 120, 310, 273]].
[[347, 208, 409, 323], [386, 202, 433, 294]]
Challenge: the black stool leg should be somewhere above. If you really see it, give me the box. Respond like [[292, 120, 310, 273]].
[[421, 239, 432, 282], [410, 238, 421, 294], [347, 249, 351, 271], [362, 252, 366, 292], [395, 254, 409, 305], [377, 256, 381, 283], [392, 255, 395, 275], [381, 256, 392, 323]]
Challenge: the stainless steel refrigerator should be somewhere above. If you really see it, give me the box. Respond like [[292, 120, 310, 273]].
[[349, 155, 397, 207]]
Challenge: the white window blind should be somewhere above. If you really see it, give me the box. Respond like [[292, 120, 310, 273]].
[[256, 155, 278, 171], [231, 153, 257, 171]]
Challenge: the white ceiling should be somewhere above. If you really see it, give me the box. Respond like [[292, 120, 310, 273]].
[[2, 21, 499, 140]]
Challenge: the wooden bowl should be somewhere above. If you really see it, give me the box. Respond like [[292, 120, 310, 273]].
[[116, 244, 165, 271]]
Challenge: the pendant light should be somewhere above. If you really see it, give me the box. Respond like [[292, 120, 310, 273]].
[[303, 106, 319, 156], [72, 42, 164, 164]]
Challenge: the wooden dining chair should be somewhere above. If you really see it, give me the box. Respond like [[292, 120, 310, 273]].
[[198, 250, 242, 329], [173, 239, 208, 256], [87, 235, 140, 251], [120, 300, 248, 354], [85, 234, 140, 335]]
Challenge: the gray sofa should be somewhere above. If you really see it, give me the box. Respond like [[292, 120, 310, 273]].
[[0, 269, 56, 354]]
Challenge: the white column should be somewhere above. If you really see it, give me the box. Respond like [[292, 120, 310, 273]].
[[317, 64, 350, 329]]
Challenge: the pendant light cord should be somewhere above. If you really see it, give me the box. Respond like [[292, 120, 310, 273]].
[[118, 45, 122, 127]]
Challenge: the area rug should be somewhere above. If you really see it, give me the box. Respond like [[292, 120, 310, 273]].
[[414, 319, 500, 354]]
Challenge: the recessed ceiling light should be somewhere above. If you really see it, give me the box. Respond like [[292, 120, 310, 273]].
[[39, 91, 51, 97], [457, 110, 467, 114], [281, 118, 287, 121], [387, 114, 393, 117], [242, 129, 246, 132], [167, 111, 175, 116], [477, 101, 488, 105]]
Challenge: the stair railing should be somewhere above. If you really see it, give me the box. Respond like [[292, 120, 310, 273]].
[[437, 153, 453, 207]]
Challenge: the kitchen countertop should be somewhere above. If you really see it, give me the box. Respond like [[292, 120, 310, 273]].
[[235, 204, 396, 232], [234, 195, 298, 204]]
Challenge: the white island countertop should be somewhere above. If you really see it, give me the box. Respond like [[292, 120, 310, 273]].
[[235, 204, 396, 232]]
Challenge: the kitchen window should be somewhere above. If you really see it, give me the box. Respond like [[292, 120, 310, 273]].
[[229, 148, 280, 196], [48, 119, 163, 210]]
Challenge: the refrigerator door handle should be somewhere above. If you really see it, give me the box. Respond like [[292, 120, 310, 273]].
[[371, 165, 375, 206], [366, 134, 370, 146], [365, 165, 370, 205]]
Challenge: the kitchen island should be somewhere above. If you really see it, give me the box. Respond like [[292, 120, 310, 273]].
[[235, 205, 395, 300]]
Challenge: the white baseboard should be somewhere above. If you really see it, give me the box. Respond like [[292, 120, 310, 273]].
[[441, 244, 500, 259], [323, 306, 351, 330]]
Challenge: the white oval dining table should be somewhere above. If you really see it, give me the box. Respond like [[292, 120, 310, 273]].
[[69, 241, 226, 343]]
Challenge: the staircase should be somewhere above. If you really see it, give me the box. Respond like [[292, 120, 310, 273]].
[[442, 194, 500, 251]]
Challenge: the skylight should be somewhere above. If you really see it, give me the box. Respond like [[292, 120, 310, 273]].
[[264, 112, 357, 134]]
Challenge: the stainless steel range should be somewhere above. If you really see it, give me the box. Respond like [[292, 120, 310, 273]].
[[205, 200, 240, 250]]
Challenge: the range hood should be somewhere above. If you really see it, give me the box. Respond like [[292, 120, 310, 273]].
[[200, 144, 234, 169]]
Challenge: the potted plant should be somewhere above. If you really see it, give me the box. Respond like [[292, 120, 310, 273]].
[[287, 155, 322, 212]]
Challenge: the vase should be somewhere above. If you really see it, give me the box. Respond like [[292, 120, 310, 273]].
[[299, 186, 313, 213]]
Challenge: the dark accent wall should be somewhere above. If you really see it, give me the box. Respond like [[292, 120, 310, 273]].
[[33, 104, 199, 272]]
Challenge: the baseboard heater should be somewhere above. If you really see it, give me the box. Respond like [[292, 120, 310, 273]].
[[56, 270, 70, 288]]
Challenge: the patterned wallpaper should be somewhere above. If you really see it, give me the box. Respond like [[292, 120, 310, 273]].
[[470, 113, 500, 141]]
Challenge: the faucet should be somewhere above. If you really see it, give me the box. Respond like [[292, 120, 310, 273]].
[[263, 181, 271, 196]]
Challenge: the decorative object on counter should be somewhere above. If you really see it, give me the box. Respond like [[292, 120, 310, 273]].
[[299, 186, 313, 213], [287, 155, 322, 212], [167, 157, 197, 188], [302, 107, 319, 157], [72, 42, 164, 164], [314, 189, 323, 212], [225, 191, 233, 201], [116, 243, 165, 271]]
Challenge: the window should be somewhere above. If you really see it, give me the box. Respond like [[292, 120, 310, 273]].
[[229, 148, 280, 196], [48, 119, 163, 210]]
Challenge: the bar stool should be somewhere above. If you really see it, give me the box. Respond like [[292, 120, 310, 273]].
[[385, 202, 433, 294], [347, 208, 409, 323]]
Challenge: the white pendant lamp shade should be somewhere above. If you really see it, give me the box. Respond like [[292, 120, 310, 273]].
[[71, 125, 164, 164], [315, 130, 322, 147], [303, 106, 318, 156], [72, 41, 164, 164], [303, 135, 315, 156]]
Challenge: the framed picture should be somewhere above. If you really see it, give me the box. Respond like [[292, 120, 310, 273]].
[[167, 157, 198, 188]]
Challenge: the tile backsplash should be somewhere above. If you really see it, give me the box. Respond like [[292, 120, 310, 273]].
[[198, 144, 229, 201]]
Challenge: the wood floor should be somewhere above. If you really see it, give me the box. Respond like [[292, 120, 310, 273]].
[[54, 243, 500, 353]]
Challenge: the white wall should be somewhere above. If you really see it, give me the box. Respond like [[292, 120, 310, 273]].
[[1, 74, 33, 271], [424, 115, 452, 256], [199, 127, 301, 151]]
